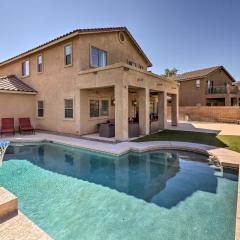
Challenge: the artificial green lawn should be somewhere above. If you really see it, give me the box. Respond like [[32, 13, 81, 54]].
[[135, 130, 240, 153]]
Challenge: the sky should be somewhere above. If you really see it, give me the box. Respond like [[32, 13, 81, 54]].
[[0, 0, 240, 79]]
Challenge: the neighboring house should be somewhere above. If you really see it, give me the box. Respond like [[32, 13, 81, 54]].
[[169, 66, 240, 106], [0, 27, 178, 140]]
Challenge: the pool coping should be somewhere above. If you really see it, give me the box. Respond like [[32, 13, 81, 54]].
[[2, 132, 240, 239]]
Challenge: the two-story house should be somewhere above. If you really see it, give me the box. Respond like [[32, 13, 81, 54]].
[[0, 27, 179, 141], [169, 66, 239, 106]]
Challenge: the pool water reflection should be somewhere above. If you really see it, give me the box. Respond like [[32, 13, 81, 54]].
[[4, 142, 236, 208]]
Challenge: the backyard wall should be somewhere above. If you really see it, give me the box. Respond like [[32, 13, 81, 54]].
[[0, 93, 36, 129], [168, 106, 240, 123]]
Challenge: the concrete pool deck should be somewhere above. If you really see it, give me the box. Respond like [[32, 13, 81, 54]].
[[0, 211, 52, 240], [3, 132, 240, 167], [1, 132, 240, 239], [167, 120, 240, 136], [0, 187, 52, 240]]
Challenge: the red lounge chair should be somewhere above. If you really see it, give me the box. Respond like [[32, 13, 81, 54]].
[[19, 118, 35, 135], [1, 118, 15, 137]]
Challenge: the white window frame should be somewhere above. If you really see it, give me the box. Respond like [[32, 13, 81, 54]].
[[22, 60, 30, 77], [37, 100, 44, 118], [64, 98, 74, 120], [64, 43, 72, 66], [89, 98, 110, 119], [196, 79, 200, 88], [90, 46, 107, 68], [37, 54, 43, 73]]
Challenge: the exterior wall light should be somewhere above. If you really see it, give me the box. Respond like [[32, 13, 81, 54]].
[[132, 100, 137, 106], [111, 99, 115, 106]]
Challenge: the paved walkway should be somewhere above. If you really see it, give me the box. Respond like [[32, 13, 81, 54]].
[[167, 120, 240, 135], [0, 211, 52, 240]]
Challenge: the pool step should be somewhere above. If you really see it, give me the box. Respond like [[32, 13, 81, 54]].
[[0, 187, 18, 223]]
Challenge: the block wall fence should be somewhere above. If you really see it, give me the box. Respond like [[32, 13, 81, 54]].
[[168, 106, 240, 123]]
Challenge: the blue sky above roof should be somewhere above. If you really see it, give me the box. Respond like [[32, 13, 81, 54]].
[[0, 0, 239, 79]]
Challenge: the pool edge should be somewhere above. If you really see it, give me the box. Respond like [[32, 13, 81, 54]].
[[4, 134, 240, 239]]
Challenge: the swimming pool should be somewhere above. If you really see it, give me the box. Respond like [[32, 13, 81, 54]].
[[0, 142, 238, 240]]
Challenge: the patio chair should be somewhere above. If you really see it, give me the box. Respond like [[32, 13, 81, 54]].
[[0, 118, 15, 137], [19, 118, 35, 135]]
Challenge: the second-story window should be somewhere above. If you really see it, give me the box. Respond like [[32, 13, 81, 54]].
[[207, 80, 214, 93], [37, 55, 43, 73], [64, 44, 72, 66], [22, 60, 30, 77], [196, 79, 200, 88], [91, 47, 107, 67]]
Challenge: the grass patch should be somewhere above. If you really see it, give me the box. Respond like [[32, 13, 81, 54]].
[[135, 130, 240, 153]]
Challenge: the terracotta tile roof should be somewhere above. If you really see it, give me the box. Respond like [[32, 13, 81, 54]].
[[168, 66, 235, 82], [168, 66, 221, 81], [0, 75, 37, 93], [0, 27, 152, 67]]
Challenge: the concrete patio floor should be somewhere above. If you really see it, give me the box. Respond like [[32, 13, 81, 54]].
[[167, 120, 240, 135], [71, 120, 240, 143]]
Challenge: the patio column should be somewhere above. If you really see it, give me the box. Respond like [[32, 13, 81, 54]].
[[115, 83, 128, 141], [138, 88, 150, 135], [158, 92, 167, 129], [171, 94, 179, 126]]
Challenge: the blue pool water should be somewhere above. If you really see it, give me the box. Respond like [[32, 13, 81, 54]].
[[0, 142, 238, 240]]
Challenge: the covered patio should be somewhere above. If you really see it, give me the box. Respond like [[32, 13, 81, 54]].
[[76, 63, 179, 141]]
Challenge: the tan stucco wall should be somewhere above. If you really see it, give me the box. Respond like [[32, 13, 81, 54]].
[[179, 68, 234, 106], [0, 36, 82, 134], [79, 88, 115, 135], [79, 87, 155, 135], [76, 65, 178, 95], [208, 69, 233, 86], [0, 32, 178, 137], [77, 64, 178, 139], [179, 79, 205, 106], [0, 93, 36, 129], [0, 31, 151, 135], [78, 32, 149, 71]]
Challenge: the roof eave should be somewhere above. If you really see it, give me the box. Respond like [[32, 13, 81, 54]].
[[0, 90, 37, 95], [0, 27, 152, 68], [0, 31, 79, 67], [177, 76, 206, 82], [124, 28, 152, 67], [172, 66, 236, 82], [208, 66, 236, 82]]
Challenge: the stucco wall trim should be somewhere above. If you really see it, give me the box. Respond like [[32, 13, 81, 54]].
[[78, 63, 168, 81]]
